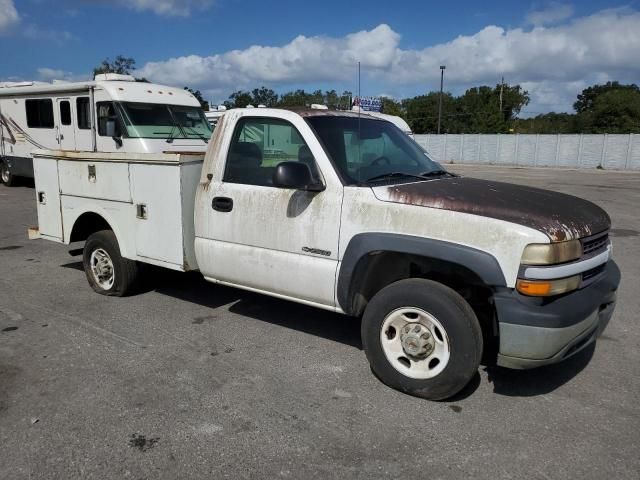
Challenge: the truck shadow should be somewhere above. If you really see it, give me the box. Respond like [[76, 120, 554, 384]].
[[484, 343, 595, 397], [60, 262, 595, 398], [153, 269, 363, 350]]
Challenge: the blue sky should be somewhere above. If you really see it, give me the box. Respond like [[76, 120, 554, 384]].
[[2, 0, 640, 114]]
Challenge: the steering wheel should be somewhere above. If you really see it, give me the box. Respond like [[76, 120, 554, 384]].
[[370, 156, 391, 166]]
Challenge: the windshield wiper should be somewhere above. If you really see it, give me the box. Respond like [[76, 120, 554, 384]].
[[365, 172, 430, 183], [164, 124, 178, 143], [419, 169, 457, 178], [181, 124, 209, 143]]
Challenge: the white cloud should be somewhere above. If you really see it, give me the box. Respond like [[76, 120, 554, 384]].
[[123, 9, 631, 112], [527, 3, 575, 26], [138, 24, 400, 87], [37, 68, 68, 79], [84, 0, 214, 17], [24, 24, 75, 43], [0, 0, 19, 34]]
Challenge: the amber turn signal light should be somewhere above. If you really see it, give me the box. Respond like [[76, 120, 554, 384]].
[[516, 275, 581, 297]]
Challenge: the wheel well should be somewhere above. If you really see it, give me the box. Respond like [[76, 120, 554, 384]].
[[69, 212, 113, 243], [348, 251, 499, 363]]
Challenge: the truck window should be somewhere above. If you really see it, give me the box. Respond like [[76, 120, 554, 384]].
[[60, 101, 71, 125], [77, 97, 91, 129], [307, 116, 442, 185], [25, 99, 54, 128], [223, 117, 319, 187]]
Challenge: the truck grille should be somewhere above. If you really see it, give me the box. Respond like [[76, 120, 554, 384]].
[[582, 233, 609, 256], [582, 264, 606, 282]]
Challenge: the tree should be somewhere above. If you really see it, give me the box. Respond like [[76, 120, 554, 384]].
[[574, 82, 640, 113], [93, 55, 136, 77], [380, 97, 404, 117], [402, 92, 455, 134], [184, 87, 209, 110], [224, 90, 253, 109], [278, 89, 312, 107], [580, 88, 640, 133], [251, 87, 279, 107]]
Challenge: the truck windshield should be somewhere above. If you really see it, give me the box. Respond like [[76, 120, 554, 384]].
[[306, 116, 446, 185], [117, 102, 212, 140]]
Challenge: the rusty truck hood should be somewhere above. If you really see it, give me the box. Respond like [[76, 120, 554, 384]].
[[372, 177, 610, 241]]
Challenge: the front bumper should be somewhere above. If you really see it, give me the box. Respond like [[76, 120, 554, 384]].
[[494, 260, 620, 369]]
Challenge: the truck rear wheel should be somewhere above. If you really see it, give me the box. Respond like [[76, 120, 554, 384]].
[[83, 230, 140, 297], [361, 278, 482, 400], [1, 161, 14, 187]]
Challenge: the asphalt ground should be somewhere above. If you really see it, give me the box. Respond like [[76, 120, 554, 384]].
[[0, 165, 639, 479]]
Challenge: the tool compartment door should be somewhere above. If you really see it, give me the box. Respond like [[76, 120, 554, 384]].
[[33, 157, 63, 241]]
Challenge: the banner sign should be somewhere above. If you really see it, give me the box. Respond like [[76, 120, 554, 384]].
[[353, 96, 382, 112]]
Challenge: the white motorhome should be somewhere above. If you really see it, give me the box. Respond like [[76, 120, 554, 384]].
[[0, 74, 211, 185]]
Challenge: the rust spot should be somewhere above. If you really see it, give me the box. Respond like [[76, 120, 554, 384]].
[[382, 177, 611, 242]]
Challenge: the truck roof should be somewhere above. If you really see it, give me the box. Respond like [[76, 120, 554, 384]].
[[0, 77, 201, 107], [284, 107, 388, 120]]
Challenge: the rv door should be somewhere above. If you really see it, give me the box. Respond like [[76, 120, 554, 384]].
[[56, 98, 77, 151]]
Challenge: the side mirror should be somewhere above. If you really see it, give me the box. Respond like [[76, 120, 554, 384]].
[[105, 119, 117, 137], [106, 119, 123, 147], [273, 161, 324, 192]]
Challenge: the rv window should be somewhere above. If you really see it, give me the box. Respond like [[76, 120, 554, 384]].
[[25, 99, 54, 129], [77, 97, 91, 130], [60, 101, 71, 126]]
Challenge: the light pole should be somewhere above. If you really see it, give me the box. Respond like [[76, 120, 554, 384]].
[[437, 65, 446, 134]]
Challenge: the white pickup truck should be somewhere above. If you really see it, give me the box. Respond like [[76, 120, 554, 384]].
[[30, 108, 620, 400]]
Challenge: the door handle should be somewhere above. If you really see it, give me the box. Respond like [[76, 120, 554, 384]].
[[212, 197, 233, 212]]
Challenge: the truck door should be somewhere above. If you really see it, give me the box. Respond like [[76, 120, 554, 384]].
[[56, 98, 76, 150], [196, 114, 343, 309]]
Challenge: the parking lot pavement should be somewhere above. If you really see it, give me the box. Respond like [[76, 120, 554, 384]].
[[1, 167, 639, 480]]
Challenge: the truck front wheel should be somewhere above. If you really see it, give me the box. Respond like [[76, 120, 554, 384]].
[[1, 160, 14, 186], [361, 278, 482, 400], [83, 230, 140, 297]]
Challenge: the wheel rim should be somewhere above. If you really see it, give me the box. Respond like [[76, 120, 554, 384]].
[[1, 165, 9, 183], [379, 307, 451, 379], [90, 248, 115, 290]]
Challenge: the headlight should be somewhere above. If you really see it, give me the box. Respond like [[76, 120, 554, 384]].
[[516, 275, 581, 297], [520, 240, 582, 265]]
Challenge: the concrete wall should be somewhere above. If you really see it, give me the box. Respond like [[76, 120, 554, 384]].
[[413, 134, 640, 170]]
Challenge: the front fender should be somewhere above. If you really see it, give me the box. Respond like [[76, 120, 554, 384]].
[[337, 232, 507, 315]]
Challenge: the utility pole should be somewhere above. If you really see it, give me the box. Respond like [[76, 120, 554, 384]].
[[499, 76, 504, 113], [437, 65, 446, 134]]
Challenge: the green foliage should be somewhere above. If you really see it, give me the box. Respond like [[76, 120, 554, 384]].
[[217, 81, 639, 134], [520, 82, 640, 134], [514, 113, 578, 134], [93, 55, 136, 77], [574, 81, 640, 113], [575, 83, 640, 133], [380, 97, 403, 117], [400, 83, 529, 134], [224, 90, 253, 109], [224, 87, 351, 109], [184, 87, 209, 110], [251, 87, 279, 107]]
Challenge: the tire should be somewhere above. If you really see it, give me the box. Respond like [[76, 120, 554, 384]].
[[361, 278, 482, 400], [83, 230, 140, 297], [1, 160, 14, 187]]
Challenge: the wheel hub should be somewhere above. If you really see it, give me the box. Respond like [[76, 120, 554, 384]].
[[400, 323, 435, 358], [90, 248, 114, 289]]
